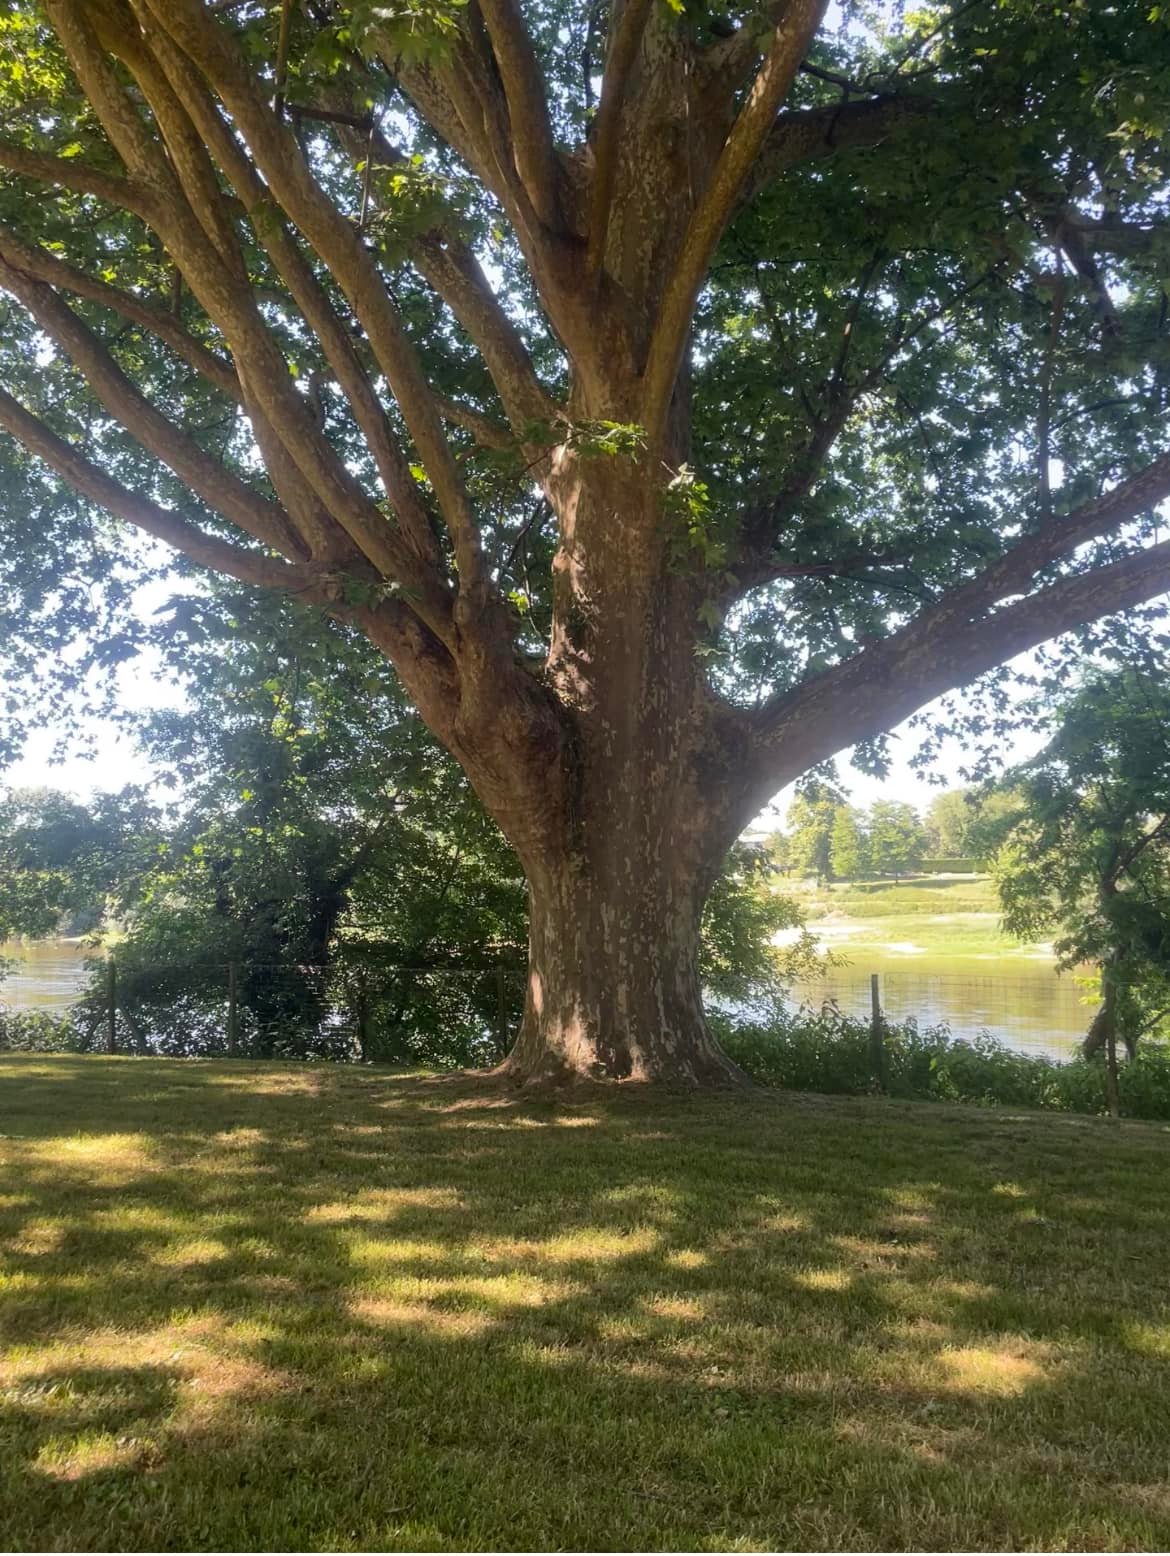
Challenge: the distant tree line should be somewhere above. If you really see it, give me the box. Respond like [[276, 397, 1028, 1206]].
[[765, 781, 1030, 884]]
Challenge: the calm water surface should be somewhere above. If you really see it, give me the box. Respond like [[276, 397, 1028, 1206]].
[[789, 952, 1089, 1058], [0, 940, 95, 1012], [3, 941, 1090, 1058]]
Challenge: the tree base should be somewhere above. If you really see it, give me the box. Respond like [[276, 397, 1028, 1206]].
[[495, 1033, 753, 1091]]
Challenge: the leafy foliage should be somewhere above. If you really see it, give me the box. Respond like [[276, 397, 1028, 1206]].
[[991, 664, 1170, 1053], [715, 1004, 1170, 1120]]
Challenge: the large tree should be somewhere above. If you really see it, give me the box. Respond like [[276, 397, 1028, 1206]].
[[0, 0, 1169, 1083]]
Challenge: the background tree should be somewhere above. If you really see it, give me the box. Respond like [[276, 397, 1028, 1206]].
[[868, 801, 927, 879], [829, 804, 869, 881], [992, 667, 1170, 1066], [786, 781, 843, 884], [924, 790, 974, 858], [0, 786, 158, 939], [1, 2, 1169, 1081]]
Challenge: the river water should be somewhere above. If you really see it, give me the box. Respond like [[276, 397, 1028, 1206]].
[[0, 940, 96, 1013], [2, 940, 1090, 1059], [787, 957, 1088, 1058]]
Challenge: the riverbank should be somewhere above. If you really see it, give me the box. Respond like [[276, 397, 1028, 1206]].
[[774, 875, 1088, 1056]]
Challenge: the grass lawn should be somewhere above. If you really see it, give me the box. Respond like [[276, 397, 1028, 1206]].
[[2, 1058, 1170, 1551], [787, 875, 1053, 962]]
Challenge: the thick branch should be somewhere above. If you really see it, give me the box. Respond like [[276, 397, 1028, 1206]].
[[318, 92, 554, 442], [0, 250, 304, 558], [749, 538, 1170, 800], [411, 236, 555, 440], [0, 223, 238, 398], [475, 0, 561, 228], [48, 0, 453, 598], [743, 94, 933, 205], [896, 448, 1170, 641], [146, 33, 442, 568], [585, 0, 654, 283], [0, 137, 153, 216], [142, 0, 488, 596], [642, 0, 826, 445], [432, 394, 514, 450], [0, 386, 306, 594]]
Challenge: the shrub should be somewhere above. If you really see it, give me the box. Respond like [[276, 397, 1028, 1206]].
[[715, 1003, 1170, 1120], [0, 1009, 82, 1053]]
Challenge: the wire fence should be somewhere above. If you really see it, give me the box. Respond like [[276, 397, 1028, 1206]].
[[0, 952, 529, 1067], [0, 946, 1105, 1065], [784, 967, 1097, 1059]]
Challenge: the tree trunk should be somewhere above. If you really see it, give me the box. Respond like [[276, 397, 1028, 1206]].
[[500, 854, 747, 1086]]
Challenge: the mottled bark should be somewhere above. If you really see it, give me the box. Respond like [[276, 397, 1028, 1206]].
[[503, 853, 745, 1086]]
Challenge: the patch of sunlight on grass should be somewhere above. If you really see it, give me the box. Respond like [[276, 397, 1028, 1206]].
[[34, 1432, 151, 1481], [884, 1184, 941, 1212], [795, 1267, 853, 1292], [91, 1205, 184, 1235], [450, 1273, 578, 1307], [482, 1227, 661, 1263], [4, 1220, 66, 1256], [154, 1237, 231, 1268], [1120, 1321, 1170, 1357], [305, 1187, 465, 1224], [760, 1212, 807, 1233], [551, 1114, 600, 1128], [642, 1294, 708, 1322], [992, 1181, 1028, 1197], [202, 1071, 323, 1095], [937, 1343, 1051, 1395], [211, 1127, 269, 1148], [664, 1248, 708, 1269], [349, 1296, 496, 1338], [30, 1133, 153, 1175], [599, 1183, 682, 1208], [833, 1234, 937, 1265], [447, 1115, 550, 1130], [347, 1237, 452, 1266]]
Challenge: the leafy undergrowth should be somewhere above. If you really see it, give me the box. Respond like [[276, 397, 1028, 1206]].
[[1, 1058, 1169, 1552], [718, 1011, 1170, 1119]]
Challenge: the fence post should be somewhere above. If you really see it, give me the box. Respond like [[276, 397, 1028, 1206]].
[[227, 962, 239, 1057], [105, 956, 117, 1055], [495, 965, 509, 1060], [869, 972, 885, 1091], [355, 972, 372, 1062]]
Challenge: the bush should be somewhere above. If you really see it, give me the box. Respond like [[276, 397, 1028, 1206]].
[[714, 1003, 1170, 1120], [0, 1009, 83, 1053]]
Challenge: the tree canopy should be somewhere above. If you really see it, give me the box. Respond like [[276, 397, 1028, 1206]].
[[0, 0, 1168, 1081]]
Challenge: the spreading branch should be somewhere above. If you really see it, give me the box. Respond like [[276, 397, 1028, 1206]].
[[642, 0, 827, 446]]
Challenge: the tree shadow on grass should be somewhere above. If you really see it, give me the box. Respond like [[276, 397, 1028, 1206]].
[[1, 1056, 1169, 1549]]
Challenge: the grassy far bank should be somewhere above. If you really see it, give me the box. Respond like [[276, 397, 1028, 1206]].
[[781, 873, 1053, 962], [2, 1060, 1170, 1551]]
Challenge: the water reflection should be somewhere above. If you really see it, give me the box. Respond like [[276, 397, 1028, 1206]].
[[790, 956, 1089, 1058]]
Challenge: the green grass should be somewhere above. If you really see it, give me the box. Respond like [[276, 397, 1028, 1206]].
[[2, 1057, 1170, 1552], [794, 874, 1002, 918], [785, 874, 1050, 961]]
